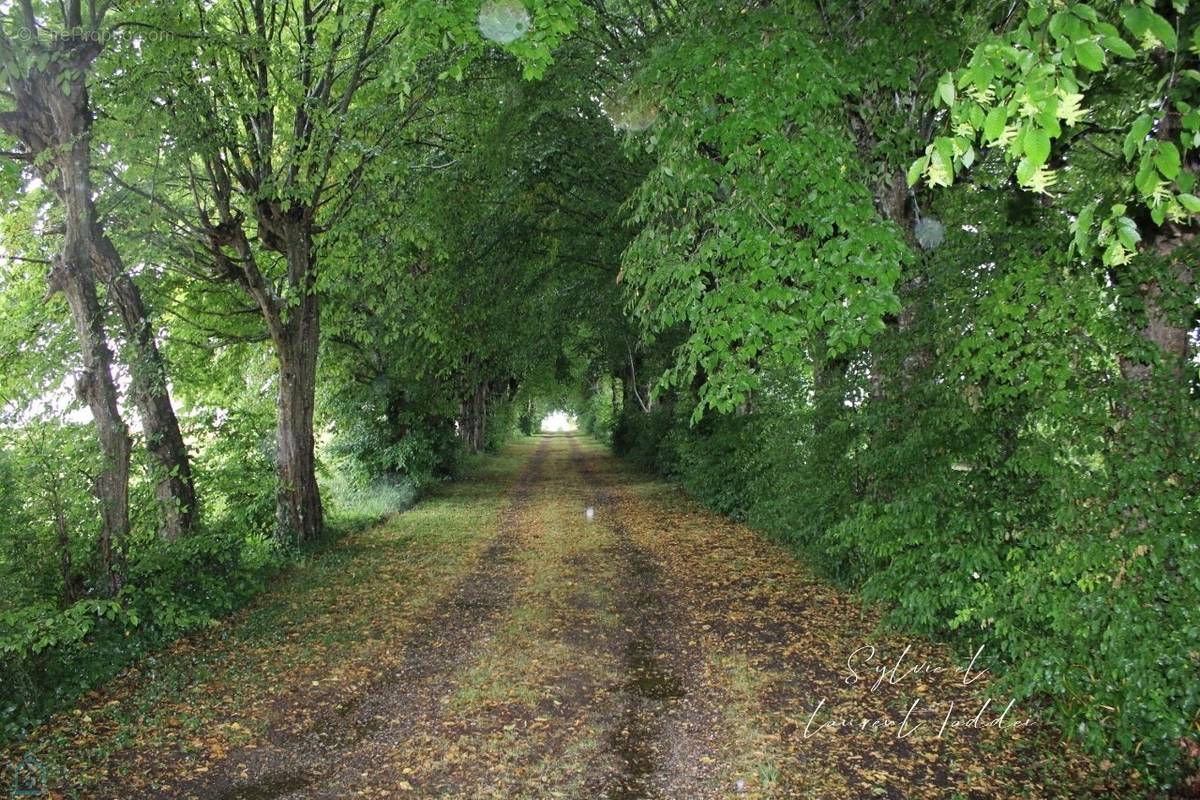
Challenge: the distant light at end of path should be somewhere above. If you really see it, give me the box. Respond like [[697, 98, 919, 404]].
[[540, 411, 577, 432]]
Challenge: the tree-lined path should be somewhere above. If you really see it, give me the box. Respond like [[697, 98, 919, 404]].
[[3, 0, 1197, 793], [10, 434, 1125, 799]]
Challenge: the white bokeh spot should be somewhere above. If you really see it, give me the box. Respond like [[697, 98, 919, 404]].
[[478, 0, 531, 44], [915, 217, 946, 251], [605, 91, 659, 132]]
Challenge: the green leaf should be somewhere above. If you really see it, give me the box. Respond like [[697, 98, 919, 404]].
[[1121, 4, 1151, 37], [1102, 35, 1137, 59], [961, 144, 976, 169], [1049, 9, 1069, 38], [1123, 4, 1177, 49], [1024, 126, 1051, 167], [1145, 9, 1178, 50], [1178, 193, 1200, 212], [984, 106, 1007, 142], [1072, 201, 1096, 256], [1153, 141, 1181, 179], [1115, 216, 1141, 249], [968, 103, 985, 129], [1075, 40, 1105, 71], [938, 72, 956, 106], [1135, 152, 1161, 195], [1016, 156, 1036, 185], [1123, 114, 1153, 160], [907, 155, 928, 187], [935, 136, 956, 169]]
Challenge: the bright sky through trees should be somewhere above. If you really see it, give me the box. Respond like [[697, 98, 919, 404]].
[[539, 410, 576, 432]]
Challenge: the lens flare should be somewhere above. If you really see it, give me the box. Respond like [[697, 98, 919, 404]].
[[478, 0, 531, 44], [915, 217, 946, 251], [605, 91, 659, 132]]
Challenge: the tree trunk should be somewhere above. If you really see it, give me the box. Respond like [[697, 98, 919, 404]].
[[811, 347, 850, 433], [472, 383, 487, 451], [457, 382, 488, 452], [273, 233, 324, 545], [49, 481, 84, 605], [0, 36, 132, 594], [199, 205, 325, 544], [58, 143, 134, 596], [626, 344, 651, 412], [3, 32, 192, 547], [869, 167, 929, 401], [1116, 115, 1198, 384], [52, 248, 131, 596], [92, 233, 196, 539], [1117, 245, 1194, 384]]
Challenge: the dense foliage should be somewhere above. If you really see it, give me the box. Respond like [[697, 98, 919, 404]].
[[1, 0, 1196, 791], [593, 0, 1200, 790]]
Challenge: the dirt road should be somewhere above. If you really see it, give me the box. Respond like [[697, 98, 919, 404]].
[[9, 434, 1122, 798]]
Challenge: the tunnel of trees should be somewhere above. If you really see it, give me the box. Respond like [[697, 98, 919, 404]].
[[0, 0, 1197, 794]]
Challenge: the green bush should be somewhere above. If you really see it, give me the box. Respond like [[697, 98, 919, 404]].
[[615, 359, 1199, 788], [0, 529, 283, 744]]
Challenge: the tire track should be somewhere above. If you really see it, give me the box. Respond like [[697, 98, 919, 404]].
[[173, 437, 551, 800], [565, 435, 724, 799]]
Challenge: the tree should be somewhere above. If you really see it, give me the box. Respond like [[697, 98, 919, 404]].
[[126, 0, 411, 543], [0, 1, 201, 594], [911, 0, 1197, 386], [0, 2, 196, 546]]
